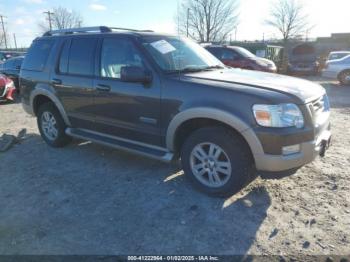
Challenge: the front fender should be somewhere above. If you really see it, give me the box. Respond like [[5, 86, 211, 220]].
[[166, 107, 266, 168]]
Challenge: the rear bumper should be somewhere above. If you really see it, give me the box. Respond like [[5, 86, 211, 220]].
[[0, 84, 16, 101]]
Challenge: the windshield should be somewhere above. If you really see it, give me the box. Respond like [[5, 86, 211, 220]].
[[329, 53, 350, 60], [234, 47, 255, 58], [141, 36, 224, 73]]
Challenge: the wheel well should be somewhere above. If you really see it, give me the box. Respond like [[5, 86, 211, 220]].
[[173, 118, 252, 158], [338, 69, 350, 80], [33, 95, 54, 115]]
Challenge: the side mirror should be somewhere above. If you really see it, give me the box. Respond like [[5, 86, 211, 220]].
[[120, 66, 152, 84]]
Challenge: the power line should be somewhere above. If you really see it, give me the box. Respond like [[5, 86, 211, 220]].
[[43, 11, 54, 31], [0, 14, 7, 49], [13, 33, 17, 50]]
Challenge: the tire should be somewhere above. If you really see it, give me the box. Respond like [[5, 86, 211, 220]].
[[37, 102, 72, 147], [338, 70, 350, 85], [181, 127, 255, 197]]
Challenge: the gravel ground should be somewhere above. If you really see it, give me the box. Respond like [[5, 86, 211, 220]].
[[0, 77, 349, 258]]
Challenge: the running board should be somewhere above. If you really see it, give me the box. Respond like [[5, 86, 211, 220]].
[[65, 128, 174, 162]]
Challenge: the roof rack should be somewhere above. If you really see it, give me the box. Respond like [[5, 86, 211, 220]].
[[43, 26, 154, 36]]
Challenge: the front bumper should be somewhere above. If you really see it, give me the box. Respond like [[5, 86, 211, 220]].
[[255, 128, 331, 173]]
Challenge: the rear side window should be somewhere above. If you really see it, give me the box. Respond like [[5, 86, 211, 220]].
[[22, 40, 54, 71], [68, 38, 97, 76]]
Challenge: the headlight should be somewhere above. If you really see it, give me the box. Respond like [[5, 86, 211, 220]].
[[253, 103, 304, 128]]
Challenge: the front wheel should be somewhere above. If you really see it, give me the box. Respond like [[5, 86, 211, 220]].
[[37, 102, 72, 147], [181, 127, 255, 197], [338, 70, 350, 85]]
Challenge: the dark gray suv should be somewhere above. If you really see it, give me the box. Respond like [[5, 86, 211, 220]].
[[20, 26, 331, 197]]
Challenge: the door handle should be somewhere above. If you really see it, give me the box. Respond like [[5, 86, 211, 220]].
[[51, 78, 62, 85], [96, 84, 111, 92]]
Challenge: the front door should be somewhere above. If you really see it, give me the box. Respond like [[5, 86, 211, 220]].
[[92, 36, 162, 146]]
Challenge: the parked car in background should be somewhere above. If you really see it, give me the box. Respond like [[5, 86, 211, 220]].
[[0, 51, 26, 62], [327, 51, 350, 61], [322, 55, 350, 85], [20, 26, 331, 197], [288, 44, 319, 75], [205, 45, 277, 73], [0, 74, 16, 101], [0, 56, 24, 90]]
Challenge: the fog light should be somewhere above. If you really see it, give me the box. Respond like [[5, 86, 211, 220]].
[[282, 144, 301, 155]]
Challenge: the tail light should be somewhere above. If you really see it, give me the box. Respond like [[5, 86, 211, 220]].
[[5, 80, 16, 101]]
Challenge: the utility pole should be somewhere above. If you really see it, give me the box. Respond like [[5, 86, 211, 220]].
[[43, 11, 54, 31], [186, 8, 190, 37], [0, 15, 8, 49], [13, 33, 17, 50]]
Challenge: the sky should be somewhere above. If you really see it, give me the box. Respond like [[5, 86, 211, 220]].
[[0, 0, 350, 48]]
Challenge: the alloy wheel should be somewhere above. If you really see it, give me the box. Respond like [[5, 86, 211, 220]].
[[41, 111, 58, 141], [190, 142, 232, 188]]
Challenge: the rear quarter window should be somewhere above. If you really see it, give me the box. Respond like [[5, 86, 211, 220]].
[[22, 39, 54, 71]]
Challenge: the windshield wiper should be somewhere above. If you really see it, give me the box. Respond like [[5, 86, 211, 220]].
[[165, 65, 225, 74], [202, 65, 225, 70]]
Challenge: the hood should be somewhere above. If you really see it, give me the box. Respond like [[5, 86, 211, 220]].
[[250, 57, 275, 66], [185, 68, 325, 104]]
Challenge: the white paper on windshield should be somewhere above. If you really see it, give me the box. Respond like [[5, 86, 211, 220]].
[[150, 40, 176, 54]]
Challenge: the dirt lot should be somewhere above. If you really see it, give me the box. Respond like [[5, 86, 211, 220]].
[[0, 77, 349, 258]]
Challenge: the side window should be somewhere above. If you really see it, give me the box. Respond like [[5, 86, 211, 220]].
[[221, 49, 238, 60], [58, 40, 70, 74], [100, 38, 144, 79], [22, 40, 54, 71], [207, 48, 222, 59], [68, 38, 97, 76]]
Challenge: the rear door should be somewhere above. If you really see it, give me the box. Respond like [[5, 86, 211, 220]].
[[51, 36, 98, 129], [91, 35, 162, 146]]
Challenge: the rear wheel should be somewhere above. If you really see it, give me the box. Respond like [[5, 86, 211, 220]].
[[338, 70, 350, 85], [181, 127, 255, 197], [37, 102, 72, 147]]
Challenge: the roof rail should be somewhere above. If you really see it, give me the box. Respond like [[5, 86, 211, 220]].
[[43, 26, 154, 36], [108, 27, 153, 33]]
